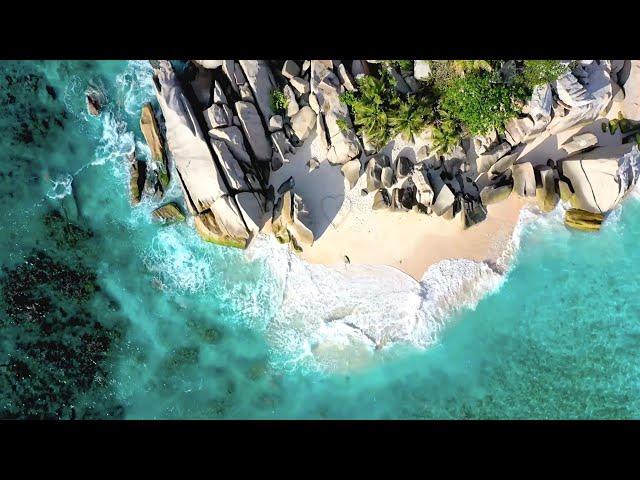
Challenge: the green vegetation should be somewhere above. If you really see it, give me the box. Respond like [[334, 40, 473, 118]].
[[440, 71, 525, 136], [341, 60, 572, 154], [270, 88, 288, 113], [521, 60, 569, 88]]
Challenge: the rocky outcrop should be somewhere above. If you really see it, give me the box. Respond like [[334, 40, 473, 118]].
[[153, 61, 255, 248], [549, 63, 613, 134], [341, 159, 361, 190], [236, 101, 273, 162], [559, 144, 636, 214], [290, 106, 316, 141], [564, 208, 604, 232], [237, 60, 276, 124], [272, 188, 314, 252], [512, 162, 536, 197], [560, 133, 598, 156], [128, 152, 146, 205], [480, 183, 512, 205], [140, 102, 170, 193], [528, 83, 553, 130], [414, 60, 431, 82], [476, 142, 511, 173], [152, 202, 186, 222], [310, 61, 361, 165], [535, 166, 559, 212]]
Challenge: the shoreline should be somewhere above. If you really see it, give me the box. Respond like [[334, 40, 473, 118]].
[[300, 192, 530, 281]]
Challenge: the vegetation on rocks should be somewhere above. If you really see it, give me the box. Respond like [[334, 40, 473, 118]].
[[521, 60, 569, 88], [270, 88, 288, 114], [342, 60, 570, 154]]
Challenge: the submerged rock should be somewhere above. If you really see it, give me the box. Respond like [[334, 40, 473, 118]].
[[152, 202, 186, 222], [564, 208, 604, 232], [128, 151, 146, 205], [140, 102, 169, 191]]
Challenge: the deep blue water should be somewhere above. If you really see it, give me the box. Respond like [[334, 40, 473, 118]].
[[1, 60, 639, 419]]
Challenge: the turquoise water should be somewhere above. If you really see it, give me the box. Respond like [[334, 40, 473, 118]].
[[1, 60, 639, 419]]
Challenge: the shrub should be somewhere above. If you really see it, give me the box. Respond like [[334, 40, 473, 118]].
[[440, 71, 522, 136], [522, 60, 569, 88], [270, 88, 288, 113]]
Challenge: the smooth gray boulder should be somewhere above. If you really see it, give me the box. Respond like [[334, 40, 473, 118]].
[[213, 81, 227, 105], [381, 166, 395, 188], [372, 189, 391, 210], [512, 162, 536, 197], [193, 60, 223, 70], [337, 64, 356, 92], [269, 115, 283, 132], [204, 103, 232, 129], [236, 101, 272, 162], [238, 60, 276, 124], [412, 167, 434, 206], [505, 117, 534, 146], [290, 76, 311, 95], [290, 106, 316, 141], [414, 60, 431, 81], [488, 151, 520, 179], [560, 144, 635, 213], [480, 183, 512, 205], [208, 126, 252, 166], [476, 142, 511, 173], [341, 159, 361, 190], [283, 85, 299, 117], [528, 83, 553, 130], [282, 60, 300, 80], [535, 166, 559, 212], [395, 156, 414, 178], [432, 183, 455, 216], [561, 133, 598, 156], [209, 138, 250, 191]]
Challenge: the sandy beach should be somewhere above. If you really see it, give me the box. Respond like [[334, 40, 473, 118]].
[[300, 181, 529, 281]]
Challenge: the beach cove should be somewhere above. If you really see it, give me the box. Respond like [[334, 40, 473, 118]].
[[1, 60, 640, 419]]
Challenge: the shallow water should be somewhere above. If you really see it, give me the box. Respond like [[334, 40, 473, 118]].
[[1, 60, 639, 419]]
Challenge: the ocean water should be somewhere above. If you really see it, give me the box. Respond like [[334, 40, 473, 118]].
[[1, 60, 639, 419]]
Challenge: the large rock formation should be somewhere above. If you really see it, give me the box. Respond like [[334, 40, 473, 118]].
[[140, 103, 169, 192], [152, 202, 186, 222], [564, 208, 604, 232], [310, 61, 361, 164], [512, 162, 536, 197], [271, 188, 314, 252], [237, 60, 277, 124], [153, 61, 256, 248], [236, 101, 273, 162], [559, 144, 637, 214]]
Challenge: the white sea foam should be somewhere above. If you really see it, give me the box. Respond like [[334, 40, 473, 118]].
[[245, 203, 538, 372], [46, 173, 74, 200]]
